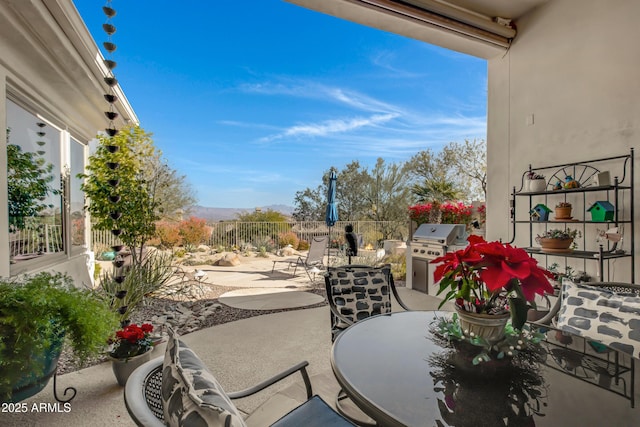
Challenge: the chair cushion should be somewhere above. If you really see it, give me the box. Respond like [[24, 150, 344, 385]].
[[557, 281, 640, 357], [327, 268, 391, 323], [270, 395, 355, 427], [162, 327, 247, 427]]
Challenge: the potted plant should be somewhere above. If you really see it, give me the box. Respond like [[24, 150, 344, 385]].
[[555, 202, 572, 219], [525, 172, 546, 192], [108, 322, 155, 386], [0, 272, 118, 402], [431, 235, 554, 344], [536, 228, 581, 252]]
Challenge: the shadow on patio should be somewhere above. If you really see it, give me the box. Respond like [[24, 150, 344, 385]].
[[5, 285, 450, 427]]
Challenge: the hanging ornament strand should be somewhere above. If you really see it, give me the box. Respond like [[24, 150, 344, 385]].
[[101, 0, 128, 325]]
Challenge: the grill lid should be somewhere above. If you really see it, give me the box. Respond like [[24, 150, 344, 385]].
[[412, 223, 467, 245]]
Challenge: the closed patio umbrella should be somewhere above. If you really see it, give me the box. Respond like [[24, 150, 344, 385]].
[[325, 171, 338, 265]]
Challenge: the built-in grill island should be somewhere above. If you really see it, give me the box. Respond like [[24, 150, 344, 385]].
[[406, 223, 468, 294]]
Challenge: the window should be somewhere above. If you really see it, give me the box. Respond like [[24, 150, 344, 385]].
[[70, 138, 87, 249], [6, 99, 75, 269]]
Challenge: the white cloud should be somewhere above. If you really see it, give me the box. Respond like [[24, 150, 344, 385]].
[[235, 77, 485, 160], [370, 51, 428, 78], [259, 113, 399, 143], [239, 80, 403, 115]]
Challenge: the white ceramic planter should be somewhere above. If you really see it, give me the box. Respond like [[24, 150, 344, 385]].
[[528, 179, 547, 192]]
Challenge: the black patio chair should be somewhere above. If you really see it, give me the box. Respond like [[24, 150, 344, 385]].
[[325, 263, 410, 342], [324, 264, 411, 426], [124, 354, 355, 427]]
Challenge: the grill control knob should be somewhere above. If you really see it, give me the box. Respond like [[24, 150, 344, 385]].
[[434, 251, 441, 256], [420, 249, 425, 254]]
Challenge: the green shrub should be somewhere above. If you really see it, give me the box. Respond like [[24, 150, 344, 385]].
[[278, 231, 299, 249], [94, 262, 102, 281], [0, 272, 118, 400], [382, 253, 407, 281], [252, 237, 276, 253], [99, 251, 175, 323]]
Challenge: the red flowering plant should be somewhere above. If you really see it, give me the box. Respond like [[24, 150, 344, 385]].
[[408, 202, 441, 225], [431, 235, 554, 330], [439, 201, 473, 226], [409, 201, 475, 230], [108, 323, 154, 360]]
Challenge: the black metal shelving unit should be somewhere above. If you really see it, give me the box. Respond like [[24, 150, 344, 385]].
[[509, 149, 635, 282]]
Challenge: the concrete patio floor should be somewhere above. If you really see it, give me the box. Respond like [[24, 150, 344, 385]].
[[5, 256, 451, 426]]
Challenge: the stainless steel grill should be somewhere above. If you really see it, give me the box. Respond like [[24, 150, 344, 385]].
[[407, 223, 468, 294], [410, 224, 468, 260]]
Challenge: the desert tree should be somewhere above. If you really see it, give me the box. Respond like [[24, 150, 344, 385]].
[[80, 125, 193, 261]]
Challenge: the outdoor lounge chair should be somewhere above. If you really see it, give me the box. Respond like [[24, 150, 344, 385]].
[[272, 235, 329, 281], [324, 264, 411, 426], [124, 327, 355, 427]]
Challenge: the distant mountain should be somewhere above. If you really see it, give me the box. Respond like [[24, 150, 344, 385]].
[[189, 204, 295, 222]]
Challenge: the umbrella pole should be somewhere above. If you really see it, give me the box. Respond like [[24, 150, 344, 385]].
[[327, 225, 332, 268]]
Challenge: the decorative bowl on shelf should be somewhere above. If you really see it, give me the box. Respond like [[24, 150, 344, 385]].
[[536, 237, 573, 253]]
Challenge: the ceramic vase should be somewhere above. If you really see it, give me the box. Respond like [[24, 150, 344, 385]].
[[528, 179, 547, 192], [110, 351, 152, 386], [455, 306, 510, 345]]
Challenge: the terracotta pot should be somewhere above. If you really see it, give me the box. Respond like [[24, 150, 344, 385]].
[[455, 306, 510, 345], [536, 237, 573, 251], [555, 206, 572, 219], [110, 351, 152, 386]]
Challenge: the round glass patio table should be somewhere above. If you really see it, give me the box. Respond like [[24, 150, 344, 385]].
[[330, 310, 639, 427]]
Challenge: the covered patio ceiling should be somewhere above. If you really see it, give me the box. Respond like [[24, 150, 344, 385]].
[[287, 0, 548, 58]]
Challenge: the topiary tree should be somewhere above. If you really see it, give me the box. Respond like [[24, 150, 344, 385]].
[[79, 125, 159, 262]]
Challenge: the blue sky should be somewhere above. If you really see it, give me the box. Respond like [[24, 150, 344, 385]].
[[73, 0, 487, 209]]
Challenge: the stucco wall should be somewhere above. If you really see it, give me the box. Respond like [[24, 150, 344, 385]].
[[487, 0, 639, 282]]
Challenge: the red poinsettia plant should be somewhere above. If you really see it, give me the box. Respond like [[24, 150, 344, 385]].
[[108, 323, 154, 360], [431, 235, 554, 329]]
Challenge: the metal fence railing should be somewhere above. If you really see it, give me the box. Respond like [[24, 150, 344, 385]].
[[207, 220, 406, 250], [10, 224, 64, 257], [91, 220, 407, 253], [91, 229, 124, 254]]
